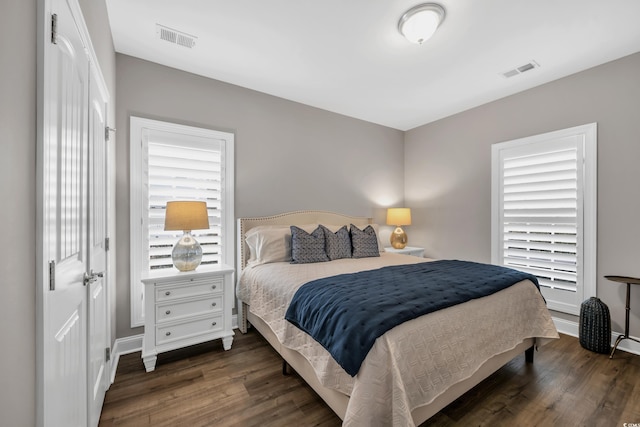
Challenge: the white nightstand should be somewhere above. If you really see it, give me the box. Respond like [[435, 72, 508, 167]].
[[141, 264, 235, 372], [385, 246, 425, 258]]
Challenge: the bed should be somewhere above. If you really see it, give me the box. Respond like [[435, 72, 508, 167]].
[[235, 210, 559, 426]]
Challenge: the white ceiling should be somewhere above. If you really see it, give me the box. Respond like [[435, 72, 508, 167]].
[[106, 0, 640, 131]]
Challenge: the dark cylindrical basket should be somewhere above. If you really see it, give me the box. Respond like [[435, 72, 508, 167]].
[[579, 297, 611, 354]]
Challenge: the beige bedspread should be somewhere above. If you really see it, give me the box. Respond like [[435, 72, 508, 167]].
[[237, 254, 559, 426]]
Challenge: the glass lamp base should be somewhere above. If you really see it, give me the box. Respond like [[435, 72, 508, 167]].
[[390, 226, 408, 249], [172, 231, 203, 272]]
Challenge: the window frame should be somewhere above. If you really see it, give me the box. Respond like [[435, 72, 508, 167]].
[[129, 116, 235, 327], [491, 123, 597, 315]]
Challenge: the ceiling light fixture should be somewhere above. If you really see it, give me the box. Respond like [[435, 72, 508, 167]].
[[398, 3, 446, 45]]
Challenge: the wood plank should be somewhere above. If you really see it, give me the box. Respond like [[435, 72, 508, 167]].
[[99, 331, 640, 426]]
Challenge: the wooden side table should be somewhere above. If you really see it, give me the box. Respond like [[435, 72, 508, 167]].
[[605, 275, 640, 358]]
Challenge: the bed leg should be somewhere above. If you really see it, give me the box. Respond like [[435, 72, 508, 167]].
[[525, 346, 534, 363], [238, 302, 249, 334], [282, 360, 290, 376]]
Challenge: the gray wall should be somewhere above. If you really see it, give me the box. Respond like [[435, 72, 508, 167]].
[[0, 0, 115, 425], [405, 52, 640, 331], [115, 54, 405, 337], [0, 2, 37, 425]]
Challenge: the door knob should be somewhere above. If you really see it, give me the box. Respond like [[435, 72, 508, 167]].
[[83, 270, 104, 286]]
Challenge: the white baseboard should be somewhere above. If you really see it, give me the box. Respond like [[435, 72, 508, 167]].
[[552, 316, 640, 356], [109, 334, 143, 384], [551, 316, 580, 337]]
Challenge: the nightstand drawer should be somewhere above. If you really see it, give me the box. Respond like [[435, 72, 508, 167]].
[[156, 295, 223, 323], [156, 314, 224, 346], [155, 277, 223, 302]]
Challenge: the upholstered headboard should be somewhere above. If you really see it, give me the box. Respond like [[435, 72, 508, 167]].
[[236, 210, 373, 273], [235, 210, 373, 333]]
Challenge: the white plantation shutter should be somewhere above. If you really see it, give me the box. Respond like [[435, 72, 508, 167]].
[[146, 131, 224, 270], [130, 117, 234, 326], [502, 139, 580, 292], [492, 124, 596, 315]]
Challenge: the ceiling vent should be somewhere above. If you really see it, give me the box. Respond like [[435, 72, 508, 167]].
[[502, 60, 539, 78], [156, 24, 197, 48]]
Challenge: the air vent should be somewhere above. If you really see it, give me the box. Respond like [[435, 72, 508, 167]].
[[156, 24, 197, 48], [502, 60, 539, 78]]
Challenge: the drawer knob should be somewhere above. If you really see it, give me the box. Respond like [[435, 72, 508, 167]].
[[211, 302, 217, 307], [165, 310, 171, 315], [165, 291, 171, 296], [212, 285, 216, 290], [165, 331, 171, 336], [212, 322, 217, 326]]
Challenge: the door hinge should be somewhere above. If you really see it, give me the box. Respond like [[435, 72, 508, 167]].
[[105, 347, 111, 362], [49, 260, 56, 291], [105, 237, 110, 251], [51, 13, 58, 44]]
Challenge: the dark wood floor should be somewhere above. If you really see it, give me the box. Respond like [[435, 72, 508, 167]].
[[99, 330, 640, 426]]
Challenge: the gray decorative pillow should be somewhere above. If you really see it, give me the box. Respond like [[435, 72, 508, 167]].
[[320, 225, 352, 261], [350, 224, 380, 258], [290, 225, 329, 264]]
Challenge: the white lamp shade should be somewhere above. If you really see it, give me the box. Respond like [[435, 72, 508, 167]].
[[398, 3, 445, 44]]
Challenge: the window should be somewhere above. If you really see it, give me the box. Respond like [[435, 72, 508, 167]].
[[130, 117, 234, 326], [491, 123, 596, 315]]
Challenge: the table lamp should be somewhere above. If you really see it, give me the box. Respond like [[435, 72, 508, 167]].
[[164, 201, 210, 271], [386, 208, 412, 249]]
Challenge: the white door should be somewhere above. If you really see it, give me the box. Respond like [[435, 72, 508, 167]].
[[40, 0, 89, 425], [87, 68, 110, 427]]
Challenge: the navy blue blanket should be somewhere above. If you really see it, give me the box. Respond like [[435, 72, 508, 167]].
[[285, 260, 539, 376]]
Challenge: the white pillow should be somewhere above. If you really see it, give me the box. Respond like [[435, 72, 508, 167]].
[[245, 224, 318, 266], [370, 224, 386, 253]]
